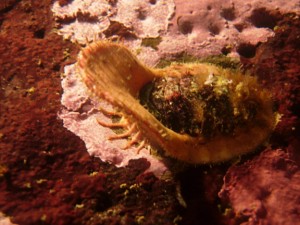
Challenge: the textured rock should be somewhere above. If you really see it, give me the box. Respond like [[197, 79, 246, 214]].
[[52, 0, 300, 64]]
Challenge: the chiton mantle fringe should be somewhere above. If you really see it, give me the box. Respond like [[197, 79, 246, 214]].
[[77, 41, 277, 164]]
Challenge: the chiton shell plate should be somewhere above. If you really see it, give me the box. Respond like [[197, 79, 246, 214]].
[[77, 41, 277, 164]]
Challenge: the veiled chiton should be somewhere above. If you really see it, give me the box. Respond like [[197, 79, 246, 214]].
[[77, 41, 277, 164]]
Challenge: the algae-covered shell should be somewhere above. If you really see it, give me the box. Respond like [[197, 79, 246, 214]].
[[77, 41, 277, 164]]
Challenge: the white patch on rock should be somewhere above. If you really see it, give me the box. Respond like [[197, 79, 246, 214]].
[[0, 212, 17, 225], [59, 64, 169, 178], [113, 0, 175, 38], [52, 0, 115, 43]]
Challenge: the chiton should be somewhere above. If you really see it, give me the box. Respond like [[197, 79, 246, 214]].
[[77, 41, 277, 164]]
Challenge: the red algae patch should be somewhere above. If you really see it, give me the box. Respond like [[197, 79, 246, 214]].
[[241, 13, 300, 147], [0, 1, 180, 224]]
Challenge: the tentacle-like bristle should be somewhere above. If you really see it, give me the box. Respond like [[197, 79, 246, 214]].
[[135, 140, 146, 154], [96, 118, 128, 128], [124, 131, 142, 149], [108, 124, 136, 140], [96, 104, 145, 152], [98, 106, 123, 117]]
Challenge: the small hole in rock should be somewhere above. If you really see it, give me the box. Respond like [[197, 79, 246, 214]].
[[221, 46, 232, 55], [53, 63, 61, 72], [208, 23, 221, 35], [149, 0, 156, 4], [207, 5, 212, 10], [237, 43, 257, 58], [234, 23, 244, 32], [136, 8, 147, 20], [58, 0, 73, 7], [220, 7, 236, 21], [34, 29, 45, 39], [249, 8, 278, 29], [107, 0, 117, 6], [178, 18, 193, 35]]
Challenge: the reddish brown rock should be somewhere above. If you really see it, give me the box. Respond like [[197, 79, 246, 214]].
[[219, 149, 300, 225], [0, 1, 180, 224]]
